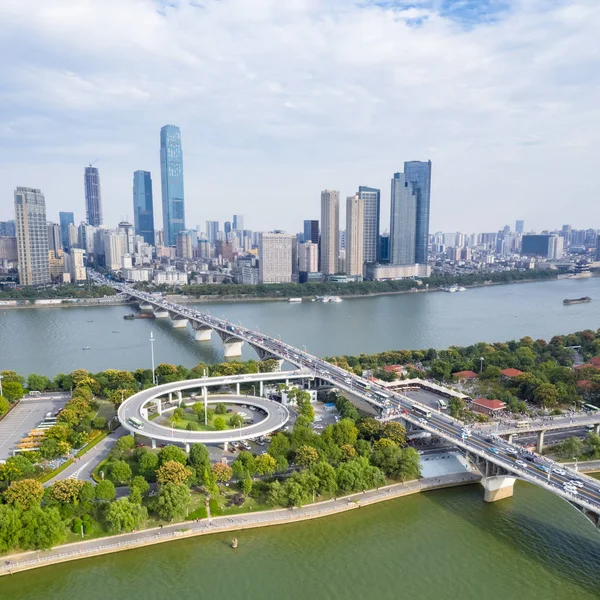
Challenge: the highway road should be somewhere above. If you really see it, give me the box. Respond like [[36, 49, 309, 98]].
[[96, 276, 600, 518]]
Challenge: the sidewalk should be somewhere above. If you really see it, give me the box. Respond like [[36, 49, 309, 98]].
[[0, 472, 481, 577]]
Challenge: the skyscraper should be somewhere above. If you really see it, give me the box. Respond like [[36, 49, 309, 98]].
[[258, 232, 293, 283], [133, 171, 155, 246], [224, 221, 232, 238], [206, 221, 219, 243], [515, 220, 524, 234], [357, 186, 380, 264], [47, 222, 62, 254], [14, 187, 51, 286], [346, 195, 364, 278], [160, 125, 185, 246], [176, 230, 194, 259], [59, 211, 74, 251], [404, 160, 431, 264], [84, 165, 103, 227], [320, 190, 339, 276], [389, 172, 416, 265], [233, 215, 244, 232], [303, 220, 319, 244]]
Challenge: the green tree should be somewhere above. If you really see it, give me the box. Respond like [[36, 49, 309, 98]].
[[115, 435, 135, 453], [357, 418, 382, 441], [241, 476, 253, 495], [109, 460, 133, 484], [0, 505, 22, 553], [295, 445, 319, 468], [3, 478, 44, 509], [131, 475, 150, 496], [229, 413, 244, 427], [557, 436, 584, 458], [95, 480, 116, 502], [212, 462, 233, 482], [27, 373, 51, 392], [139, 452, 159, 480], [2, 381, 24, 402], [267, 480, 286, 506], [214, 402, 227, 415], [213, 416, 226, 430], [0, 395, 10, 416], [310, 461, 338, 495], [0, 454, 35, 482], [158, 445, 188, 465], [51, 479, 85, 504], [155, 482, 190, 521], [255, 453, 277, 476], [188, 443, 210, 473], [78, 481, 95, 503], [267, 433, 290, 458], [587, 433, 600, 459], [187, 421, 199, 431], [382, 422, 406, 446], [533, 383, 559, 408], [19, 507, 66, 550], [231, 451, 256, 479], [105, 498, 148, 533], [156, 460, 193, 486]]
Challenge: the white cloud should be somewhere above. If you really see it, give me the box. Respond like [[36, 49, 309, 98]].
[[0, 0, 599, 234]]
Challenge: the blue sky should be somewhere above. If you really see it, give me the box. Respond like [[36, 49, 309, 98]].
[[0, 0, 598, 234]]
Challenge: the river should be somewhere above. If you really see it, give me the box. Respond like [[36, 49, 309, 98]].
[[2, 277, 599, 377], [2, 481, 600, 599]]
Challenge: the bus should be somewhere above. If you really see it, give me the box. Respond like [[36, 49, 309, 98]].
[[583, 404, 600, 413], [437, 399, 448, 410], [128, 416, 144, 430], [516, 420, 531, 428], [28, 390, 41, 397], [413, 405, 432, 419]]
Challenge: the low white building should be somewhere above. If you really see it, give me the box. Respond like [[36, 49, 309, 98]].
[[122, 268, 151, 282], [365, 263, 431, 281], [154, 270, 188, 285]]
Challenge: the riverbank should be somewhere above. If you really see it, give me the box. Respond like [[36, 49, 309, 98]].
[[0, 472, 480, 577]]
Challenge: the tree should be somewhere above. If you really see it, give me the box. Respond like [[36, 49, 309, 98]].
[[158, 445, 188, 465], [79, 481, 95, 503], [105, 498, 147, 533], [268, 433, 290, 458], [2, 381, 24, 402], [213, 416, 226, 430], [232, 451, 256, 479], [255, 453, 277, 477], [557, 436, 584, 458], [109, 460, 133, 484], [0, 455, 35, 482], [382, 422, 406, 446], [310, 461, 338, 495], [156, 460, 193, 486], [188, 443, 210, 472], [430, 360, 451, 381], [331, 419, 358, 446], [187, 421, 199, 431], [241, 476, 253, 495], [173, 407, 185, 421], [19, 507, 66, 550], [3, 478, 44, 509], [229, 413, 244, 427], [534, 383, 559, 408], [92, 416, 108, 430], [214, 403, 227, 415], [95, 480, 116, 502], [131, 475, 150, 496], [155, 482, 190, 521], [51, 479, 85, 504], [139, 451, 159, 480], [27, 373, 51, 392], [212, 462, 233, 482], [0, 395, 9, 416], [587, 433, 600, 459], [0, 505, 21, 553], [267, 480, 286, 506], [357, 418, 382, 441], [203, 467, 219, 496], [115, 435, 135, 453], [295, 445, 319, 468]]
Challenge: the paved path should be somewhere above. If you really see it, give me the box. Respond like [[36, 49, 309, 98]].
[[0, 473, 481, 577]]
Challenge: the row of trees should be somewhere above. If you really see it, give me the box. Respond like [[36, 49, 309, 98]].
[[0, 284, 117, 300]]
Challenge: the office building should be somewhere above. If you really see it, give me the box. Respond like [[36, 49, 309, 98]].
[[48, 222, 62, 254], [206, 221, 219, 243], [133, 171, 155, 246], [78, 223, 96, 256], [160, 124, 185, 245], [258, 232, 293, 283], [0, 220, 16, 237], [320, 190, 339, 275], [84, 165, 103, 227], [224, 221, 232, 238], [379, 233, 390, 263], [548, 235, 564, 260], [404, 160, 431, 264], [345, 194, 364, 278], [68, 223, 79, 249], [14, 187, 51, 286], [118, 221, 135, 255], [515, 220, 524, 234], [366, 263, 431, 281], [389, 172, 416, 265], [103, 231, 124, 271], [0, 237, 18, 262], [298, 242, 319, 274], [233, 215, 244, 232], [303, 220, 319, 244], [176, 230, 194, 259], [357, 186, 380, 264], [59, 212, 74, 251], [521, 234, 563, 258], [596, 235, 600, 262], [70, 248, 86, 282], [48, 250, 65, 281]]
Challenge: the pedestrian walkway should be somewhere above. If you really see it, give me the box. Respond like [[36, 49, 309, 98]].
[[0, 472, 481, 577]]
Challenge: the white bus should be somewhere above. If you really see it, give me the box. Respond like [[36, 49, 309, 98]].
[[437, 399, 448, 410], [128, 416, 144, 430]]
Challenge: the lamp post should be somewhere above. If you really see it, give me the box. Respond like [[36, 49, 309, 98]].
[[150, 331, 156, 385], [251, 385, 256, 397], [479, 357, 484, 373], [0, 374, 3, 397]]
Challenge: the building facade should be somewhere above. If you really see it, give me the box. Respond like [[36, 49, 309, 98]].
[[84, 165, 103, 227], [59, 211, 74, 251], [298, 241, 319, 274], [303, 220, 319, 244], [160, 125, 185, 246], [133, 170, 155, 246], [233, 215, 244, 232], [48, 222, 62, 254], [176, 230, 194, 259], [206, 220, 219, 243], [320, 190, 339, 275], [258, 232, 293, 283], [404, 160, 431, 264], [70, 248, 87, 282], [345, 194, 364, 278], [357, 186, 380, 264], [14, 187, 51, 286], [389, 172, 416, 265]]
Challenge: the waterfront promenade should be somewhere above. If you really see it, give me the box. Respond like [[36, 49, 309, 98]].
[[0, 472, 480, 577]]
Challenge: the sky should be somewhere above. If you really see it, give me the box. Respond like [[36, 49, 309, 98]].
[[1, 0, 599, 235]]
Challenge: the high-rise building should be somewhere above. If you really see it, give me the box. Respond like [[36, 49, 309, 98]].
[[118, 221, 135, 255], [78, 223, 96, 256], [206, 221, 219, 243], [176, 230, 194, 259], [70, 248, 86, 282], [103, 231, 124, 271], [298, 242, 319, 274], [379, 233, 390, 264], [515, 220, 524, 234], [48, 222, 62, 254], [357, 186, 380, 264], [596, 235, 600, 262], [133, 171, 155, 246], [224, 221, 232, 238], [233, 215, 244, 232], [303, 220, 319, 244], [68, 223, 79, 249], [160, 124, 185, 245], [14, 187, 51, 286], [258, 232, 294, 283], [345, 195, 364, 278], [404, 160, 431, 264], [84, 165, 103, 227], [320, 190, 339, 276], [0, 220, 16, 237], [389, 172, 417, 265], [59, 212, 74, 251]]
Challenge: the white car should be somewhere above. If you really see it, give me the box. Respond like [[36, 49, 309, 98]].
[[569, 480, 584, 488], [516, 460, 527, 468], [552, 468, 566, 476], [418, 418, 428, 425]]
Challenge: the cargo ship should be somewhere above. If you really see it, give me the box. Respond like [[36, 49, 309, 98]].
[[563, 297, 592, 305], [288, 297, 302, 303]]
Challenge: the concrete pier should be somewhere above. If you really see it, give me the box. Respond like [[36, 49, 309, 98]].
[[482, 475, 516, 502], [536, 430, 545, 453], [153, 309, 169, 319], [171, 318, 188, 329], [223, 340, 244, 357]]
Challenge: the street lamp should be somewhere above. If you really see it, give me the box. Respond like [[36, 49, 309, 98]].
[[479, 357, 484, 373], [0, 374, 3, 397], [251, 385, 256, 397], [150, 331, 156, 385]]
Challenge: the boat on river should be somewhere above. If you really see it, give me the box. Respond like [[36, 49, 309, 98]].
[[563, 297, 592, 305]]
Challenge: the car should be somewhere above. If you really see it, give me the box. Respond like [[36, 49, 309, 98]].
[[506, 448, 518, 457], [516, 460, 527, 468], [230, 441, 240, 448], [569, 480, 584, 488], [488, 446, 499, 454], [401, 409, 409, 415], [552, 468, 566, 475]]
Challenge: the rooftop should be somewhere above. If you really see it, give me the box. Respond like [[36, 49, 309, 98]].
[[501, 368, 523, 378]]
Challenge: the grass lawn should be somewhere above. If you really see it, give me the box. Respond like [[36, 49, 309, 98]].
[[155, 410, 241, 432]]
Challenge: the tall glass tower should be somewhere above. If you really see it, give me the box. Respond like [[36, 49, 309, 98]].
[[59, 211, 74, 251], [404, 160, 431, 264], [389, 173, 416, 265], [357, 186, 380, 264], [133, 171, 155, 246], [84, 165, 103, 227], [160, 125, 185, 246]]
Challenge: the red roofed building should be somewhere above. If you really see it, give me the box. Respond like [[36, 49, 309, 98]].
[[501, 368, 523, 379], [452, 370, 478, 381], [586, 357, 600, 368], [384, 365, 405, 374], [471, 398, 506, 416]]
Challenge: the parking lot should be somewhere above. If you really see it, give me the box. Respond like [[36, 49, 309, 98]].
[[0, 395, 70, 460]]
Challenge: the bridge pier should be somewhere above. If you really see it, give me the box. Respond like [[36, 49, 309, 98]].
[[482, 475, 516, 502], [171, 317, 188, 329], [151, 439, 157, 449], [595, 424, 600, 436], [507, 433, 514, 444], [260, 381, 264, 397], [156, 398, 163, 415], [236, 382, 240, 395], [184, 442, 190, 453], [153, 309, 169, 319], [536, 430, 545, 453], [223, 441, 228, 451], [139, 302, 153, 311], [178, 390, 183, 406], [223, 339, 244, 357], [191, 323, 213, 341], [203, 387, 208, 426]]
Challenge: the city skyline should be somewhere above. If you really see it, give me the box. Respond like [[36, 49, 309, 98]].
[[1, 2, 599, 232]]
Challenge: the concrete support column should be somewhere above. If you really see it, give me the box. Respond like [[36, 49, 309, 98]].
[[192, 324, 213, 341], [223, 340, 244, 358], [507, 433, 514, 444], [184, 443, 190, 453], [151, 439, 157, 449], [595, 424, 600, 436], [481, 476, 516, 502], [154, 309, 169, 319], [203, 387, 208, 426], [156, 398, 163, 415], [171, 317, 188, 329], [223, 441, 229, 451], [536, 430, 545, 453], [141, 407, 148, 420], [169, 392, 173, 403], [236, 382, 240, 395], [285, 379, 289, 387], [259, 381, 264, 397], [178, 390, 183, 406]]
